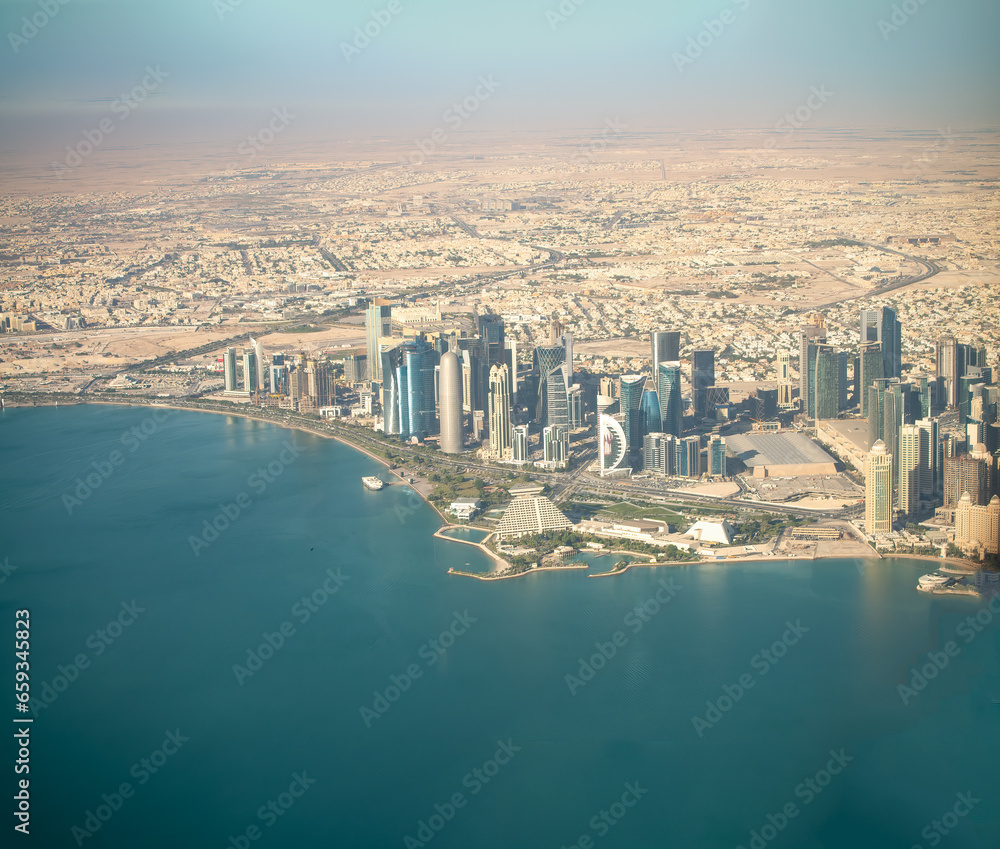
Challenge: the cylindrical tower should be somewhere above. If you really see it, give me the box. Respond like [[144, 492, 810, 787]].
[[439, 351, 464, 454]]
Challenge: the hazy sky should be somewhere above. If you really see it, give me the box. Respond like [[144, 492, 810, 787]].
[[2, 0, 998, 151]]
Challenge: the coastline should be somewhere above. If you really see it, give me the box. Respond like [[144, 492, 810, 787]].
[[8, 401, 990, 585]]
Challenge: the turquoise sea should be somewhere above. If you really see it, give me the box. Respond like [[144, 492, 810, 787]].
[[1, 405, 998, 848]]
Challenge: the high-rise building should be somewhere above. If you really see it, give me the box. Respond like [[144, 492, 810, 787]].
[[777, 349, 795, 408], [251, 337, 265, 391], [676, 435, 701, 478], [545, 364, 571, 428], [599, 414, 628, 476], [488, 363, 512, 460], [619, 375, 646, 451], [599, 376, 618, 399], [657, 362, 683, 437], [955, 493, 1000, 554], [438, 351, 464, 454], [691, 349, 715, 419], [642, 432, 676, 475], [223, 347, 238, 393], [652, 331, 681, 376], [861, 307, 901, 380], [915, 418, 939, 496], [345, 354, 367, 383], [813, 344, 840, 420], [866, 440, 893, 535], [898, 424, 921, 516], [269, 355, 288, 397], [640, 389, 661, 442], [543, 425, 569, 466], [799, 316, 827, 403], [242, 349, 257, 397], [366, 300, 392, 382], [858, 343, 883, 416], [708, 435, 727, 478], [944, 449, 990, 507], [511, 425, 530, 464], [534, 344, 565, 424], [504, 338, 518, 404]]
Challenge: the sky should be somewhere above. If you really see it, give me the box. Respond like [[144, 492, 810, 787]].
[[1, 0, 999, 153]]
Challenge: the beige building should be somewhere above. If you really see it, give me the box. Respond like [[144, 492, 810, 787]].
[[866, 440, 893, 535], [955, 493, 1000, 555]]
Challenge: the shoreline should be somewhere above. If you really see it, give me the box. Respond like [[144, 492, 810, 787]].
[[10, 401, 992, 586]]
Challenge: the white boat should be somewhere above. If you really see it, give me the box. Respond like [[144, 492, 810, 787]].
[[362, 476, 385, 491]]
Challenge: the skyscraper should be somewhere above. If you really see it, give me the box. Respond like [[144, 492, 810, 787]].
[[708, 435, 727, 478], [642, 432, 676, 475], [898, 424, 921, 516], [657, 362, 683, 437], [676, 435, 702, 478], [488, 363, 512, 460], [799, 315, 827, 403], [366, 300, 392, 383], [640, 389, 661, 442], [777, 349, 794, 408], [619, 375, 646, 451], [599, 414, 628, 476], [438, 351, 464, 454], [858, 342, 883, 416], [251, 337, 265, 391], [242, 349, 256, 396], [813, 344, 840, 420], [915, 418, 939, 496], [543, 425, 569, 466], [651, 331, 681, 376], [223, 347, 238, 393], [533, 344, 565, 424], [545, 364, 570, 428], [861, 307, 901, 380], [512, 425, 529, 464], [691, 349, 715, 419], [866, 440, 893, 535]]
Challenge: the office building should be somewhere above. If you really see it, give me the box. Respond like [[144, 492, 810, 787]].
[[534, 344, 565, 424], [642, 432, 676, 476], [345, 354, 368, 383], [242, 349, 257, 397], [545, 364, 571, 428], [366, 300, 392, 382], [543, 425, 569, 467], [652, 331, 681, 376], [708, 435, 727, 478], [799, 315, 827, 402], [488, 363, 513, 460], [438, 351, 464, 454], [861, 307, 901, 380], [511, 425, 529, 464], [813, 344, 841, 420], [269, 355, 288, 397], [866, 440, 893, 535], [691, 349, 715, 419], [599, 414, 628, 476], [676, 435, 702, 478], [619, 375, 646, 451], [640, 389, 661, 442], [915, 418, 939, 496], [656, 362, 683, 437], [223, 347, 238, 393], [777, 349, 795, 408], [251, 337, 265, 391], [944, 449, 990, 508]]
